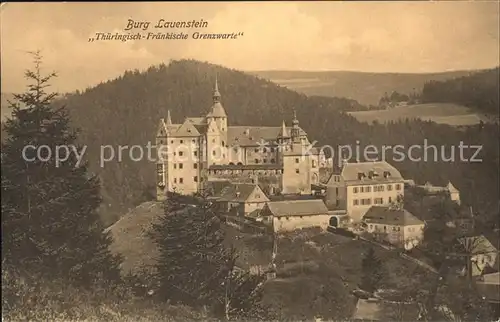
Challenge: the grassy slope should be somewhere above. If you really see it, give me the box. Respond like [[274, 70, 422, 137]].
[[347, 103, 489, 126], [250, 69, 481, 106]]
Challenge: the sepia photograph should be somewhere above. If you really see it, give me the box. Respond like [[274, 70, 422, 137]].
[[1, 1, 499, 321]]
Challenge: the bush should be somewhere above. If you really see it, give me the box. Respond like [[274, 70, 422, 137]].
[[2, 267, 208, 321]]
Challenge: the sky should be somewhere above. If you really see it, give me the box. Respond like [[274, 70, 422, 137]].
[[1, 1, 499, 93]]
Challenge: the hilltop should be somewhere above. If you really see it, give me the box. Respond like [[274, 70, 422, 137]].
[[250, 69, 486, 106], [420, 67, 500, 116], [3, 59, 498, 226]]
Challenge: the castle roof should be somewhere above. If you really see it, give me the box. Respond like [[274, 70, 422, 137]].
[[207, 102, 227, 118], [213, 183, 269, 203], [209, 164, 282, 171], [278, 121, 289, 138], [363, 206, 423, 226], [227, 126, 307, 147], [264, 199, 328, 218], [331, 161, 403, 184]]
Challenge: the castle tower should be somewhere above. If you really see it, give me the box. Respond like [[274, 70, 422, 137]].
[[206, 75, 228, 165], [281, 110, 312, 195]]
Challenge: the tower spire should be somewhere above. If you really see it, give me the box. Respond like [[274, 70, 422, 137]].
[[213, 73, 221, 103], [166, 110, 172, 125], [292, 108, 299, 126], [279, 120, 289, 137]]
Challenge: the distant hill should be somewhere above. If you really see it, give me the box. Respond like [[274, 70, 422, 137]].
[[250, 70, 487, 106], [3, 59, 498, 226], [421, 67, 500, 116], [348, 103, 493, 126]]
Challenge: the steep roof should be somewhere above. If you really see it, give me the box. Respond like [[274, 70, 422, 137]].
[[207, 102, 227, 118], [447, 181, 459, 193], [265, 199, 328, 217], [340, 161, 403, 184], [214, 183, 269, 203], [363, 206, 424, 226], [172, 119, 201, 137], [205, 180, 232, 195], [209, 164, 282, 171], [458, 235, 498, 254], [186, 117, 206, 125], [278, 121, 289, 137], [227, 126, 307, 147]]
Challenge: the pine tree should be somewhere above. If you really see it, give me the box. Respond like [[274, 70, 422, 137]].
[[151, 192, 269, 319], [360, 247, 384, 294], [1, 51, 121, 287]]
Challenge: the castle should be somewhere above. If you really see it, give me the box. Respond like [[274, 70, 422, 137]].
[[155, 78, 326, 200]]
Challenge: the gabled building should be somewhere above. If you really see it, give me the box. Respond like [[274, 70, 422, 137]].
[[259, 199, 330, 233], [362, 206, 425, 250], [325, 161, 405, 222], [155, 78, 326, 199], [209, 182, 269, 216]]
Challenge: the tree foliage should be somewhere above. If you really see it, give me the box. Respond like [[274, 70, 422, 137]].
[[151, 192, 270, 320], [421, 67, 499, 115], [360, 247, 385, 294], [1, 51, 121, 288]]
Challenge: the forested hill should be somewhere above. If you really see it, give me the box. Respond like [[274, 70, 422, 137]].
[[421, 67, 499, 116], [54, 59, 498, 226]]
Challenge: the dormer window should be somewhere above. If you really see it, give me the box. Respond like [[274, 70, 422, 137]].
[[383, 171, 391, 178], [358, 172, 365, 180]]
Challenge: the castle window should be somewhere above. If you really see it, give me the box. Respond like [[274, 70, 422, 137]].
[[192, 139, 195, 143], [222, 141, 225, 146], [212, 139, 216, 143], [174, 164, 177, 169], [194, 176, 198, 182], [353, 187, 358, 193], [263, 159, 267, 163], [171, 140, 174, 144], [179, 151, 183, 156], [271, 159, 275, 163], [396, 184, 401, 190], [159, 140, 163, 144], [353, 199, 359, 206], [312, 160, 317, 168], [212, 151, 216, 156], [174, 178, 177, 183], [255, 148, 259, 152], [295, 158, 299, 163], [179, 163, 183, 169], [263, 148, 267, 152], [180, 140, 184, 144], [366, 186, 371, 192], [194, 151, 198, 157], [387, 184, 393, 191], [295, 169, 299, 174], [179, 178, 183, 184], [194, 164, 198, 169], [388, 197, 392, 203], [270, 147, 275, 152], [255, 159, 259, 164]]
